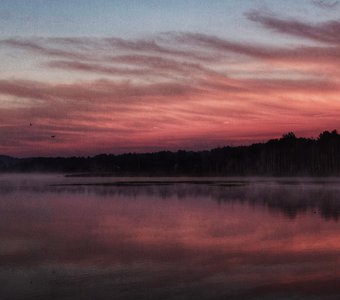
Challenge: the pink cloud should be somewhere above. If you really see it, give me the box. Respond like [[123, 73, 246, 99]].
[[1, 13, 340, 156]]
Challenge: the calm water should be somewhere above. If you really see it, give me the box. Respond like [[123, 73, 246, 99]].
[[1, 175, 340, 300]]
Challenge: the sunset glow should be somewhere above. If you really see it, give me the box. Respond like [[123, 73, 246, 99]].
[[1, 0, 340, 156]]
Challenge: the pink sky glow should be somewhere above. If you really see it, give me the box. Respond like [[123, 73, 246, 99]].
[[1, 9, 340, 156]]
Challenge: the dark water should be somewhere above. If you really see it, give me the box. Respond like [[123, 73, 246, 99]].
[[1, 175, 340, 300]]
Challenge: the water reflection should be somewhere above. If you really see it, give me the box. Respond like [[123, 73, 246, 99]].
[[0, 175, 340, 299]]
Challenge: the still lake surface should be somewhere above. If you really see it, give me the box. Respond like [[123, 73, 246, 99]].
[[1, 174, 340, 300]]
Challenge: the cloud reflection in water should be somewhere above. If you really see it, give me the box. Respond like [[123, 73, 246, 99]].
[[0, 176, 340, 299]]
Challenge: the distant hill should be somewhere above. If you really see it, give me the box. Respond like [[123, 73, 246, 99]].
[[1, 130, 340, 176]]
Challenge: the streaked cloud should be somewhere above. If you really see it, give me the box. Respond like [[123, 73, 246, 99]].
[[312, 0, 339, 10], [246, 10, 340, 45], [0, 10, 340, 156]]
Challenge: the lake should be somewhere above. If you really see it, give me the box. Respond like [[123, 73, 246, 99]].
[[1, 175, 340, 300]]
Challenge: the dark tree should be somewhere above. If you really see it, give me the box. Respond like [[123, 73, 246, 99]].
[[1, 130, 340, 176]]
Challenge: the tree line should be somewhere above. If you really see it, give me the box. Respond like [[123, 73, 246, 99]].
[[1, 130, 340, 176]]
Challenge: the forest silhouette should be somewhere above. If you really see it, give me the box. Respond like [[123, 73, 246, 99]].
[[1, 130, 340, 176]]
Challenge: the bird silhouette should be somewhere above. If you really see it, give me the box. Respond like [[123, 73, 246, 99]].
[[51, 135, 56, 138]]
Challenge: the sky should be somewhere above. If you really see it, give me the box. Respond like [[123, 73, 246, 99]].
[[1, 0, 340, 157]]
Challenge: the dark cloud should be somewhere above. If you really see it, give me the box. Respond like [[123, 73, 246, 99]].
[[0, 38, 87, 60], [47, 54, 215, 79], [47, 60, 151, 76], [160, 32, 340, 67], [0, 36, 213, 64], [2, 30, 340, 74], [246, 10, 340, 44], [0, 79, 198, 102], [312, 0, 339, 9]]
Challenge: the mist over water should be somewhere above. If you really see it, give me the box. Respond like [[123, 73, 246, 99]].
[[1, 175, 340, 299]]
